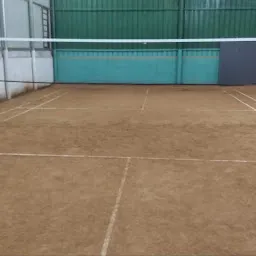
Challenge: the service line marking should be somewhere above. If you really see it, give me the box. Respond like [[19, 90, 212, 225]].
[[16, 107, 139, 111], [0, 152, 255, 163], [14, 107, 254, 112], [3, 93, 67, 122], [101, 157, 131, 256]]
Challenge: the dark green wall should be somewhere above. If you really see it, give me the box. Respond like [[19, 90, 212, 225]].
[[53, 0, 256, 49]]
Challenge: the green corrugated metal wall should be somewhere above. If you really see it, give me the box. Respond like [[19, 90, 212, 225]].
[[53, 0, 256, 84]]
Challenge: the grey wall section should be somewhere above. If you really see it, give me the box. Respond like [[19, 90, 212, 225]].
[[0, 0, 53, 100], [0, 56, 5, 99], [6, 0, 30, 48], [219, 42, 256, 85]]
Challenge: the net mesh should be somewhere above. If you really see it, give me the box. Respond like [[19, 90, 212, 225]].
[[0, 37, 256, 100]]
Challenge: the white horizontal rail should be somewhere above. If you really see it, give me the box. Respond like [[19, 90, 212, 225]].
[[1, 37, 256, 43]]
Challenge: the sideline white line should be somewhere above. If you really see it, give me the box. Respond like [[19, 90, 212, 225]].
[[3, 93, 67, 122], [40, 90, 61, 99], [0, 103, 26, 115], [101, 157, 131, 256], [0, 152, 255, 163], [227, 93, 256, 112], [141, 88, 149, 111], [0, 89, 60, 115], [235, 89, 256, 103]]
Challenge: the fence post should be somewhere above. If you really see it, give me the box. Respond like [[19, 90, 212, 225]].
[[176, 0, 185, 84], [50, 0, 56, 83], [0, 0, 10, 99], [28, 0, 37, 90]]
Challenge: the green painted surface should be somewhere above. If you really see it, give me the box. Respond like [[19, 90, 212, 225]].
[[182, 49, 220, 84], [54, 50, 177, 84], [54, 49, 219, 84]]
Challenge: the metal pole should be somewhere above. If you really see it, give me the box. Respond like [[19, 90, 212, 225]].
[[0, 0, 10, 99], [176, 0, 185, 84], [28, 0, 37, 90], [50, 0, 56, 83]]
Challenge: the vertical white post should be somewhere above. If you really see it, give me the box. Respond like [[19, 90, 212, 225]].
[[28, 0, 37, 90], [0, 0, 10, 99]]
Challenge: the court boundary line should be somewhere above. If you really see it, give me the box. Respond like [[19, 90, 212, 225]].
[[0, 89, 60, 115], [16, 107, 139, 111], [11, 107, 254, 112], [0, 152, 255, 163], [0, 103, 27, 115], [224, 91, 256, 112], [101, 157, 131, 256], [235, 89, 256, 102], [2, 93, 67, 122], [141, 88, 149, 111]]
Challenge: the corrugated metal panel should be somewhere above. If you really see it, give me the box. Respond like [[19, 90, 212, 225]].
[[184, 0, 256, 48], [54, 0, 179, 49]]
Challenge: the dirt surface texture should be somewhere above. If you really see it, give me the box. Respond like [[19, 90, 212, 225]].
[[1, 84, 256, 256]]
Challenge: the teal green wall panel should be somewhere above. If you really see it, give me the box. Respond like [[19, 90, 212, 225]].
[[55, 50, 177, 84], [182, 49, 219, 84], [55, 49, 220, 84]]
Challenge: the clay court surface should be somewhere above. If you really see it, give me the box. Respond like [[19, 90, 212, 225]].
[[1, 85, 256, 256]]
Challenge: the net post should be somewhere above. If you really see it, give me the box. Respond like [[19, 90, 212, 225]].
[[28, 0, 37, 90], [0, 0, 10, 99]]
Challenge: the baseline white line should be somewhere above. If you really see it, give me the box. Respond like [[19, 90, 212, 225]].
[[235, 89, 256, 103], [3, 93, 67, 122], [141, 88, 149, 111], [101, 157, 131, 256], [0, 152, 255, 163], [226, 93, 256, 112]]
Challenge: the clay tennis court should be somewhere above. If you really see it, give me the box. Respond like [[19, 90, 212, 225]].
[[1, 85, 256, 256]]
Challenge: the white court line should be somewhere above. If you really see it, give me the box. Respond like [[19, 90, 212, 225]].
[[11, 107, 255, 113], [0, 103, 27, 115], [0, 89, 60, 115], [101, 157, 131, 256], [3, 93, 67, 122], [19, 89, 62, 107], [141, 88, 149, 111], [230, 94, 256, 111], [40, 89, 61, 99], [0, 152, 255, 163], [185, 109, 253, 112], [0, 152, 128, 159], [227, 93, 256, 112], [235, 89, 256, 103], [16, 107, 139, 111]]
